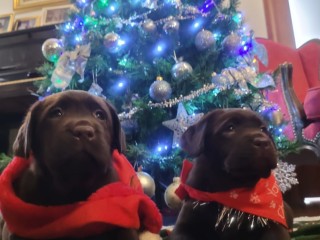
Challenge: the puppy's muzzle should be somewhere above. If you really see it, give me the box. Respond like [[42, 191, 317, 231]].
[[72, 125, 95, 141], [253, 137, 271, 149]]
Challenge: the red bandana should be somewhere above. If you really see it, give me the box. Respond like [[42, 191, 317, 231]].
[[175, 160, 287, 228], [0, 150, 162, 239]]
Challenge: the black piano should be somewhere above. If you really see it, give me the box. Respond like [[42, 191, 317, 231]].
[[0, 25, 58, 154]]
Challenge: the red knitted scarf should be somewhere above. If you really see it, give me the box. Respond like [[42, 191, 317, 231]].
[[175, 160, 287, 228], [0, 150, 162, 239]]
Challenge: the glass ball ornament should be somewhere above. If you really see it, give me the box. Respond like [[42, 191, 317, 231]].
[[164, 177, 182, 210], [195, 30, 216, 51], [142, 19, 157, 34], [137, 171, 156, 197], [103, 32, 121, 53], [222, 32, 242, 55], [171, 61, 193, 81], [267, 109, 284, 126], [163, 18, 180, 34], [41, 38, 64, 62], [149, 76, 172, 102]]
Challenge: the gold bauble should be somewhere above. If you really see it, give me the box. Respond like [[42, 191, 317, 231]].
[[137, 171, 156, 197], [269, 109, 284, 126], [164, 177, 182, 210]]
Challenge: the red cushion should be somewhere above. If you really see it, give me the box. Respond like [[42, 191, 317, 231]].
[[303, 122, 320, 140], [298, 39, 320, 88], [256, 38, 309, 103], [304, 86, 320, 121]]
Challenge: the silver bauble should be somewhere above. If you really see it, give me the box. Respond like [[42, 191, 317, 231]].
[[137, 171, 156, 197], [222, 32, 242, 55], [42, 38, 64, 62], [171, 61, 193, 81], [149, 76, 172, 102], [103, 32, 121, 53], [163, 19, 180, 34], [142, 19, 157, 33], [258, 102, 283, 126], [164, 177, 182, 210], [195, 30, 216, 51]]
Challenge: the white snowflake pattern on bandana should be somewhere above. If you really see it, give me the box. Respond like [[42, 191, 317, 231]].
[[269, 200, 276, 209], [229, 191, 239, 199], [250, 193, 261, 204]]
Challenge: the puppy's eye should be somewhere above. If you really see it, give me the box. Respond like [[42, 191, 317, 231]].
[[227, 125, 235, 131], [49, 108, 63, 118], [94, 110, 106, 120], [260, 126, 268, 132]]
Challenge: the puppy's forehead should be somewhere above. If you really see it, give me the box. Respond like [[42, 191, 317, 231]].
[[220, 109, 264, 124], [41, 91, 106, 109]]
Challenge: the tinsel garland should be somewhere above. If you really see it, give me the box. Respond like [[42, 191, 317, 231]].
[[192, 201, 271, 232], [118, 83, 216, 120]]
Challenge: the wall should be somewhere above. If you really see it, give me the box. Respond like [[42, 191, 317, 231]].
[[1, 1, 43, 19], [289, 0, 320, 47], [238, 0, 268, 38], [0, 0, 268, 38]]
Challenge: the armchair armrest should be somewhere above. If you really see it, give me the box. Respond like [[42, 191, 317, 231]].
[[267, 63, 320, 157]]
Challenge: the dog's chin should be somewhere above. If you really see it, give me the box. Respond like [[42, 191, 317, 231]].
[[228, 168, 272, 185], [47, 150, 110, 187]]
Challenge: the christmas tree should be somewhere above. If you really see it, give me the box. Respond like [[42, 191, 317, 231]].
[[38, 0, 298, 210]]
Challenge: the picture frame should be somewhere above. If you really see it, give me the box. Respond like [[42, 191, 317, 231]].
[[0, 14, 14, 34], [42, 4, 73, 26], [13, 0, 69, 11], [13, 16, 41, 31]]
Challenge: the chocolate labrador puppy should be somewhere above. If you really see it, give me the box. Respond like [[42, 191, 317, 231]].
[[2, 90, 143, 240], [170, 109, 291, 240]]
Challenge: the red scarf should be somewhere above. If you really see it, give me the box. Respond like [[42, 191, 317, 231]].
[[0, 150, 162, 239], [175, 160, 288, 228]]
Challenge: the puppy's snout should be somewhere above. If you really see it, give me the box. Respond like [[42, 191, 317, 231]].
[[253, 137, 270, 148], [72, 125, 95, 141]]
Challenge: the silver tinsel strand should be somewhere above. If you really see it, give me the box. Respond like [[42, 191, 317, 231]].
[[192, 201, 270, 231]]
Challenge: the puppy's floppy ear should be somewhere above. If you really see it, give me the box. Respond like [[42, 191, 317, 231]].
[[104, 100, 124, 153], [13, 101, 40, 158], [180, 114, 210, 157]]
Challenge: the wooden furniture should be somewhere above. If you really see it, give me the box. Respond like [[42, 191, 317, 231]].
[[0, 25, 57, 154]]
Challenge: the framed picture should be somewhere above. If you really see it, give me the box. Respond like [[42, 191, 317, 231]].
[[0, 14, 14, 34], [13, 0, 69, 11], [42, 4, 73, 26], [13, 16, 41, 31]]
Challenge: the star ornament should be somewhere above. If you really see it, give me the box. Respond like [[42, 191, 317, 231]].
[[163, 103, 204, 148]]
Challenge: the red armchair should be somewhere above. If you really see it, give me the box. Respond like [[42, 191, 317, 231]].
[[257, 38, 320, 102], [256, 38, 320, 216], [256, 38, 320, 153]]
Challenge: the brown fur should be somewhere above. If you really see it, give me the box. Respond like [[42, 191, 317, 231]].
[[170, 109, 291, 240], [6, 90, 139, 240]]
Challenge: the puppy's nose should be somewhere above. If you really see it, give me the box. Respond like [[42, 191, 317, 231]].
[[253, 137, 270, 148], [72, 125, 95, 140]]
